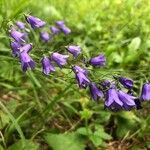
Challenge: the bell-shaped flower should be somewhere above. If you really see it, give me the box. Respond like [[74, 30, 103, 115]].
[[51, 52, 69, 68], [56, 20, 65, 27], [26, 15, 46, 29], [105, 88, 123, 110], [20, 43, 33, 53], [102, 80, 111, 88], [10, 41, 21, 57], [55, 20, 71, 35], [10, 30, 26, 42], [119, 77, 133, 89], [61, 26, 71, 35], [118, 90, 136, 110], [75, 72, 90, 88], [19, 51, 35, 72], [89, 83, 103, 101], [16, 21, 25, 29], [40, 32, 50, 42], [50, 26, 60, 34], [41, 56, 55, 75], [89, 54, 106, 67], [72, 65, 88, 75], [66, 45, 81, 57], [140, 83, 150, 101]]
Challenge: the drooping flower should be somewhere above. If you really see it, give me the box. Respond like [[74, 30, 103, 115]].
[[55, 20, 71, 35], [119, 77, 133, 89], [89, 83, 103, 100], [61, 26, 71, 35], [10, 41, 21, 57], [140, 83, 150, 101], [102, 80, 111, 88], [16, 21, 25, 29], [105, 88, 123, 110], [20, 43, 33, 53], [56, 20, 65, 27], [66, 45, 81, 57], [72, 65, 88, 75], [89, 54, 106, 67], [50, 26, 60, 34], [10, 30, 26, 42], [19, 52, 35, 72], [118, 90, 136, 110], [51, 52, 69, 68], [41, 56, 55, 75], [25, 15, 46, 29], [72, 64, 90, 89], [75, 72, 90, 88], [40, 32, 50, 42]]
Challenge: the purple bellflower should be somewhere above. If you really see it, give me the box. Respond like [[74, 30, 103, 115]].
[[10, 30, 26, 42], [16, 21, 25, 29], [19, 52, 35, 72], [50, 26, 60, 34], [75, 72, 90, 88], [105, 88, 123, 111], [61, 26, 71, 35], [66, 45, 81, 57], [118, 90, 136, 110], [56, 20, 65, 27], [55, 21, 71, 34], [119, 77, 133, 89], [140, 83, 150, 101], [89, 83, 103, 101], [40, 32, 50, 42], [20, 43, 33, 53], [102, 80, 111, 88], [26, 15, 46, 29], [89, 54, 106, 67], [51, 52, 69, 68], [72, 65, 88, 75], [41, 56, 55, 75], [10, 41, 21, 57]]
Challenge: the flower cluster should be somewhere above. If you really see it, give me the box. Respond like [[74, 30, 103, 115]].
[[9, 15, 150, 111], [9, 15, 72, 72]]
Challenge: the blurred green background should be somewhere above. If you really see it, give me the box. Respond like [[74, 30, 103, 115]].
[[0, 0, 150, 149]]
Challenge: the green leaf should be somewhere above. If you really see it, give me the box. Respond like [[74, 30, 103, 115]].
[[89, 125, 111, 147], [79, 109, 93, 120], [89, 134, 103, 147], [128, 37, 141, 51], [77, 125, 111, 148], [94, 125, 112, 140], [44, 132, 85, 150], [7, 140, 39, 150], [0, 110, 9, 129], [77, 127, 90, 136]]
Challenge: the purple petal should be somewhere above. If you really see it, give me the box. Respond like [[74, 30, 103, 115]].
[[89, 54, 106, 67], [26, 15, 46, 29], [16, 21, 25, 29]]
